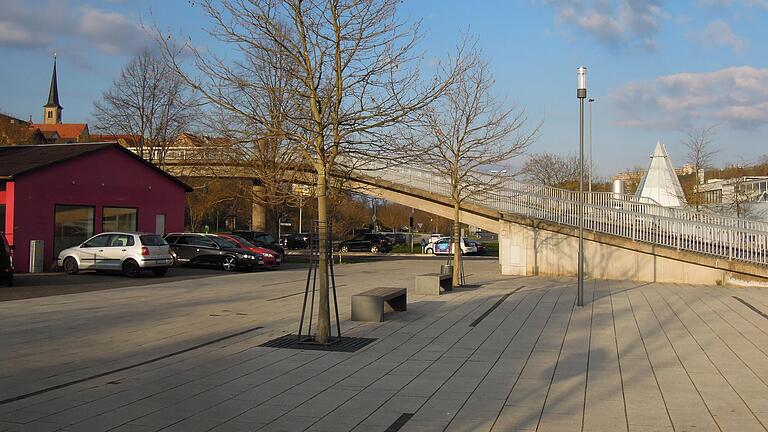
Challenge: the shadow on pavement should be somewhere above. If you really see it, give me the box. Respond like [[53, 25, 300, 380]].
[[0, 264, 306, 302]]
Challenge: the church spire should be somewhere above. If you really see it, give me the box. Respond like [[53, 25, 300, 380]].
[[43, 54, 63, 124], [45, 55, 62, 109]]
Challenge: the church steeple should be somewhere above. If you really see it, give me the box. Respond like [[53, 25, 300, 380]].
[[43, 55, 62, 124]]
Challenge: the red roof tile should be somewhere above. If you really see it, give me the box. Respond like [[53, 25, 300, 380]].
[[31, 124, 88, 140]]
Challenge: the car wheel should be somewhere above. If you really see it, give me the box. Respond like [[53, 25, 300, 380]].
[[425, 248, 433, 254], [122, 259, 140, 278], [152, 267, 168, 277], [370, 245, 379, 253], [222, 256, 237, 272], [340, 245, 349, 253], [63, 257, 79, 275]]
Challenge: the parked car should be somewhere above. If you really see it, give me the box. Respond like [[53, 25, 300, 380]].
[[279, 233, 308, 250], [58, 232, 173, 277], [338, 233, 392, 253], [1, 234, 13, 287], [232, 231, 285, 260], [381, 232, 407, 245], [470, 240, 487, 255], [424, 237, 477, 255], [165, 233, 264, 271], [217, 233, 280, 268]]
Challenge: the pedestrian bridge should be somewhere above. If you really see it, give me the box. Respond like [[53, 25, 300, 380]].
[[152, 146, 768, 287]]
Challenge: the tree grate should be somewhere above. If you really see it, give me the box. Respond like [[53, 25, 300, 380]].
[[258, 334, 377, 352]]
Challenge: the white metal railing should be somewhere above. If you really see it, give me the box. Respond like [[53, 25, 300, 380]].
[[142, 146, 768, 266], [363, 163, 768, 266]]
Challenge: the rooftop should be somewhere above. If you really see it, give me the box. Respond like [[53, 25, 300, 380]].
[[30, 123, 88, 140], [0, 142, 192, 190]]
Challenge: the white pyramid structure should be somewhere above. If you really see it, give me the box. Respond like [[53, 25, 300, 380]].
[[635, 142, 687, 207]]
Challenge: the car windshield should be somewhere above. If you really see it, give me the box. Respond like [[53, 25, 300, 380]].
[[140, 235, 167, 246], [229, 235, 256, 248], [209, 236, 239, 249], [255, 234, 275, 243]]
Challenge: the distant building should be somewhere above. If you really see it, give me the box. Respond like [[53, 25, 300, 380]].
[[697, 176, 768, 205], [0, 57, 92, 146], [90, 134, 142, 148], [0, 143, 191, 272], [28, 58, 90, 143], [0, 113, 46, 145], [635, 142, 687, 207], [676, 163, 695, 176]]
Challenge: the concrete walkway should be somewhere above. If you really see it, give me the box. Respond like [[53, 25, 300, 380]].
[[1, 259, 767, 431]]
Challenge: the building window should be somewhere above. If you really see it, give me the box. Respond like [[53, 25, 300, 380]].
[[103, 207, 138, 232], [47, 111, 52, 119], [54, 205, 95, 258]]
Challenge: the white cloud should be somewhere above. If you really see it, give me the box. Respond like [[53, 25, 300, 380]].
[[79, 6, 151, 54], [611, 66, 768, 130], [698, 0, 768, 7], [543, 0, 665, 50], [0, 0, 151, 55], [697, 20, 746, 52], [0, 21, 52, 48]]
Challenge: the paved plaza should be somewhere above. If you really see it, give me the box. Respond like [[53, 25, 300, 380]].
[[1, 258, 768, 431]]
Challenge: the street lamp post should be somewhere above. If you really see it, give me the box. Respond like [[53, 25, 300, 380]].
[[577, 66, 587, 308], [588, 98, 595, 195]]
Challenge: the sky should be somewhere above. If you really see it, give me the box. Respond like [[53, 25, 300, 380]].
[[0, 0, 766, 178]]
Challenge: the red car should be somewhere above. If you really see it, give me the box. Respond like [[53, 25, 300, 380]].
[[217, 234, 281, 268]]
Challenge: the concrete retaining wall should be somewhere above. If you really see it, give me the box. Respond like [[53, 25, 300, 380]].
[[499, 218, 767, 286]]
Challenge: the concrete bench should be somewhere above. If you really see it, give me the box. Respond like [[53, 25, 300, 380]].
[[413, 273, 453, 296], [351, 287, 407, 322]]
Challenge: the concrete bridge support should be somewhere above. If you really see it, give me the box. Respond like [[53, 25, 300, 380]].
[[251, 184, 267, 231], [498, 218, 767, 286]]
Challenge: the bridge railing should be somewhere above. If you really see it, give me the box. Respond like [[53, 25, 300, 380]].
[[361, 163, 768, 265]]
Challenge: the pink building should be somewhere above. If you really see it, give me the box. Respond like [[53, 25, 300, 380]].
[[0, 143, 190, 272]]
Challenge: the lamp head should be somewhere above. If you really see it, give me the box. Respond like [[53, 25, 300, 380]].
[[577, 66, 587, 99]]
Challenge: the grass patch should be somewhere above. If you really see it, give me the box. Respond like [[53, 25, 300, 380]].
[[483, 242, 499, 256], [390, 244, 424, 254]]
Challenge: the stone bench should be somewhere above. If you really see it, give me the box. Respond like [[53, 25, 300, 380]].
[[351, 287, 407, 322], [413, 273, 453, 296]]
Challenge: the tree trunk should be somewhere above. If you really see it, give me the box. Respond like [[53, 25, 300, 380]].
[[453, 201, 461, 289], [315, 168, 331, 344]]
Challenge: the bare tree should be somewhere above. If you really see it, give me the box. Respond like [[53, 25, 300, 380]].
[[730, 174, 753, 219], [93, 49, 198, 166], [683, 125, 719, 211], [521, 151, 580, 188], [415, 46, 537, 287], [159, 0, 461, 343]]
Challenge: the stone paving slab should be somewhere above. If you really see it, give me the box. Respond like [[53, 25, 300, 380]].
[[1, 259, 767, 431]]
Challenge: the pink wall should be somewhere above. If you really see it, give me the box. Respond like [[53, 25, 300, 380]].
[[1, 183, 13, 246], [10, 146, 186, 272]]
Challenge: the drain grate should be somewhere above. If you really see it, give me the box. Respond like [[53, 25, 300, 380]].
[[259, 334, 377, 352]]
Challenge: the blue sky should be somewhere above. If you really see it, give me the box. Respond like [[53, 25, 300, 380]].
[[0, 0, 766, 177]]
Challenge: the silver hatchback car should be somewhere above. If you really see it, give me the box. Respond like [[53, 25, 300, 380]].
[[58, 232, 174, 277]]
